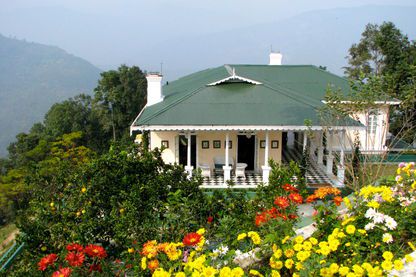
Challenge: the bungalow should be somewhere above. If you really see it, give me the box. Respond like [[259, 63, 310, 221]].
[[130, 53, 398, 188]]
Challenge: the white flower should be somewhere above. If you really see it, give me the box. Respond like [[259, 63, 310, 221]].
[[365, 223, 375, 230], [384, 216, 397, 230], [373, 212, 385, 224], [382, 233, 393, 243], [213, 244, 229, 256], [365, 208, 377, 219]]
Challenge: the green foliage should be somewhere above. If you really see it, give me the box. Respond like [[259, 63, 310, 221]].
[[93, 65, 147, 141]]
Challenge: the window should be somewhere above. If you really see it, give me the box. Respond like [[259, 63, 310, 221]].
[[367, 110, 378, 135]]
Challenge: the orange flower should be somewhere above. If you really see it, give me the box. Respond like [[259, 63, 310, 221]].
[[147, 259, 159, 271], [289, 193, 303, 204], [38, 253, 58, 271], [274, 196, 290, 208], [333, 196, 343, 206], [84, 244, 107, 259], [183, 232, 202, 246], [141, 240, 158, 257], [157, 243, 169, 252], [306, 195, 317, 203], [66, 243, 83, 252], [282, 184, 299, 192]]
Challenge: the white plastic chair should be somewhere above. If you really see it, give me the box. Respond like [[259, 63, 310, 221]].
[[199, 164, 211, 178], [235, 163, 247, 181]]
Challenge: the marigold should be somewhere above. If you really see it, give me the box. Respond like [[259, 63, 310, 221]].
[[333, 196, 343, 206], [38, 253, 58, 271], [183, 232, 202, 246], [141, 240, 158, 258], [84, 244, 107, 259], [345, 225, 356, 235], [147, 259, 159, 271], [65, 252, 85, 267]]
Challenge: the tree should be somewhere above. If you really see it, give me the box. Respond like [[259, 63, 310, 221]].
[[345, 22, 416, 143], [93, 65, 147, 142]]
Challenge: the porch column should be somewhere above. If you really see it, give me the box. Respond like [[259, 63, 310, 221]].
[[317, 131, 324, 165], [262, 130, 272, 184], [337, 130, 346, 186], [303, 132, 307, 151], [223, 132, 232, 182], [326, 130, 334, 175], [185, 133, 193, 177]]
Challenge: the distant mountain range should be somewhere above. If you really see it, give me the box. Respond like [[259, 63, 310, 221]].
[[0, 34, 101, 156], [138, 5, 416, 80]]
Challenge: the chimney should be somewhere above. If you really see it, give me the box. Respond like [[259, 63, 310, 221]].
[[269, 52, 283, 65], [146, 73, 163, 106]]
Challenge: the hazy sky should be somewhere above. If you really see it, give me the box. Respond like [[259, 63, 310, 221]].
[[1, 0, 415, 72]]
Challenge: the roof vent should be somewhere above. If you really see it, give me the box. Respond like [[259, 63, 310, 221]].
[[269, 52, 283, 65]]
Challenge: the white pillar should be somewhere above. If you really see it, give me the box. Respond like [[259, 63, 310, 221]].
[[223, 132, 232, 182], [185, 133, 193, 177], [317, 131, 324, 165], [262, 130, 272, 184], [337, 130, 346, 186], [303, 132, 307, 151], [326, 131, 334, 175]]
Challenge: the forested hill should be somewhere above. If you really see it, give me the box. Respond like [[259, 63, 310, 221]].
[[0, 34, 101, 156]]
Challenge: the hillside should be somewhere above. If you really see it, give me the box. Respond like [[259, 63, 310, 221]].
[[0, 34, 101, 156]]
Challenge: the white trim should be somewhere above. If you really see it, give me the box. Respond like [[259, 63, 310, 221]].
[[207, 75, 262, 86], [321, 100, 401, 105], [131, 125, 364, 132], [129, 106, 147, 135]]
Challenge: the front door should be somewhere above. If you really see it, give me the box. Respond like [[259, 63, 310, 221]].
[[179, 135, 196, 168], [237, 135, 255, 170]]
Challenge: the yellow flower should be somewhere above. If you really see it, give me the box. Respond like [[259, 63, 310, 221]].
[[152, 268, 170, 277], [295, 262, 303, 270], [196, 228, 205, 235], [346, 273, 357, 277], [128, 247, 134, 253], [294, 235, 304, 244], [320, 267, 331, 277], [408, 241, 416, 251], [303, 241, 312, 250], [81, 187, 87, 193], [119, 208, 125, 214], [366, 200, 379, 209], [141, 257, 147, 270], [237, 233, 247, 241], [346, 225, 356, 235], [309, 237, 318, 245], [296, 250, 310, 262], [281, 235, 290, 244], [231, 267, 244, 277], [342, 217, 355, 226], [175, 273, 186, 277], [337, 232, 346, 239], [248, 231, 261, 245], [393, 259, 404, 271], [329, 263, 339, 274], [382, 251, 394, 261], [284, 249, 295, 258], [357, 229, 366, 235], [269, 259, 283, 270], [344, 197, 352, 209], [249, 269, 263, 277], [273, 249, 283, 259], [271, 270, 281, 277], [381, 260, 393, 271], [405, 254, 414, 263], [219, 267, 231, 277], [352, 264, 364, 276], [339, 266, 350, 276], [285, 259, 294, 269], [202, 266, 217, 277], [293, 243, 303, 252]]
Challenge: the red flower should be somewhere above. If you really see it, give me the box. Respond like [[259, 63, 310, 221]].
[[333, 196, 343, 206], [38, 253, 58, 271], [66, 243, 83, 252], [288, 214, 298, 220], [65, 252, 85, 267], [52, 267, 72, 277], [84, 244, 107, 259], [183, 232, 202, 246], [255, 212, 268, 226], [282, 184, 299, 192], [289, 193, 303, 204], [88, 264, 102, 273], [274, 196, 289, 209], [207, 216, 214, 223]]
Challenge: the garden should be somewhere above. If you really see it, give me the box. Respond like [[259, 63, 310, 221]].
[[4, 143, 415, 277]]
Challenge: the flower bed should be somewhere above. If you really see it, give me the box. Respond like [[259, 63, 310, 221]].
[[34, 162, 416, 276]]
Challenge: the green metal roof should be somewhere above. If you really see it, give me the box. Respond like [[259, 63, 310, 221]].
[[132, 65, 360, 128]]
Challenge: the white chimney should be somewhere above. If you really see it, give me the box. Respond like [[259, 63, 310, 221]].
[[146, 73, 163, 106], [269, 52, 283, 65]]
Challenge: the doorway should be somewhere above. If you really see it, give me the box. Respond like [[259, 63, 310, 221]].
[[237, 135, 255, 170], [179, 135, 196, 168]]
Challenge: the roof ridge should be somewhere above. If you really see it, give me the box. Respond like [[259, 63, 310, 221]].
[[138, 86, 206, 124]]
